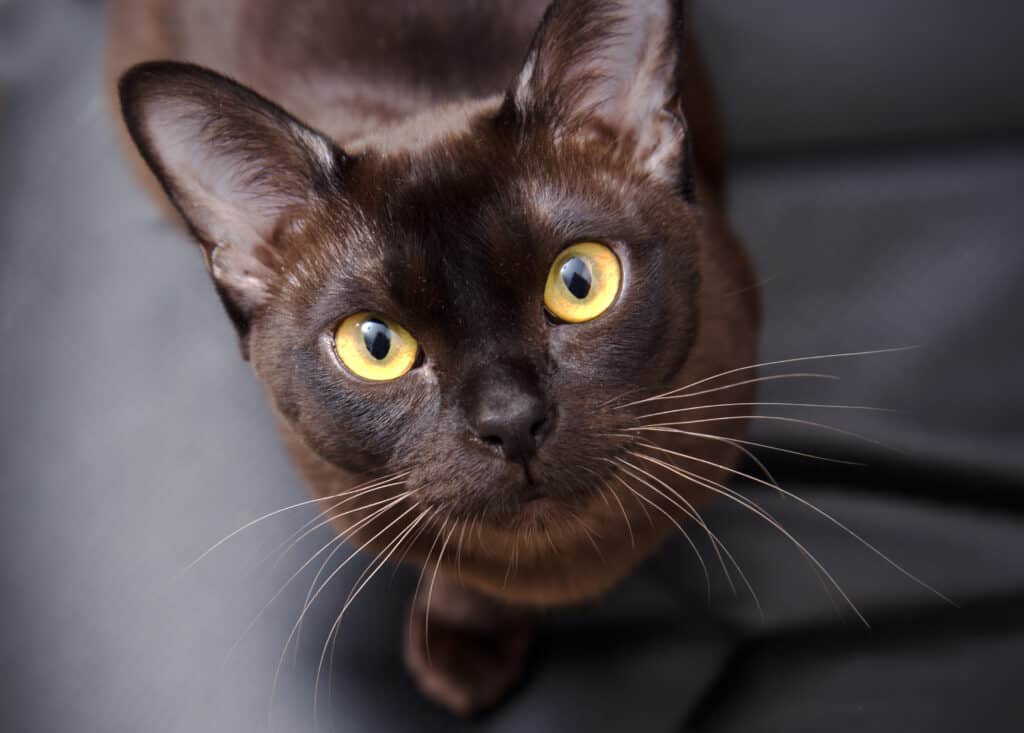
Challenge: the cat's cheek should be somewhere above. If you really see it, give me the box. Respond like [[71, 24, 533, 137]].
[[544, 315, 643, 386], [306, 389, 431, 469], [246, 333, 418, 473]]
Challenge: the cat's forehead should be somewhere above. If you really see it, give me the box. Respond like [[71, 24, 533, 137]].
[[373, 169, 549, 330], [296, 122, 659, 338], [287, 167, 540, 344], [345, 96, 503, 158]]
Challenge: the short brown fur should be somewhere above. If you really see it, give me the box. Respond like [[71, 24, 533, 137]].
[[110, 0, 757, 716]]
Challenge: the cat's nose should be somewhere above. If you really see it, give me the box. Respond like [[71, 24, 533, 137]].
[[471, 380, 549, 464]]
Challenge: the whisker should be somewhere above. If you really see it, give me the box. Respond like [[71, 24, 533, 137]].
[[605, 462, 712, 600], [182, 470, 411, 575], [620, 347, 916, 409], [455, 521, 469, 584], [408, 513, 449, 650], [271, 502, 421, 716], [616, 458, 755, 604], [293, 493, 416, 659], [227, 491, 412, 666], [424, 520, 458, 664], [606, 480, 637, 549], [627, 444, 842, 606], [392, 504, 438, 574], [637, 400, 894, 421], [615, 469, 750, 607], [541, 521, 560, 557], [544, 522, 561, 556], [321, 509, 428, 709], [313, 508, 429, 721], [629, 415, 888, 449], [619, 372, 838, 408], [258, 477, 410, 574], [595, 444, 658, 530], [502, 524, 522, 589], [573, 511, 605, 562], [326, 505, 434, 701], [631, 430, 780, 501], [638, 442, 953, 606], [598, 425, 712, 528], [620, 450, 750, 593], [580, 465, 618, 518], [652, 428, 863, 467], [596, 384, 647, 410], [475, 516, 485, 545], [629, 448, 867, 625], [514, 523, 526, 575]]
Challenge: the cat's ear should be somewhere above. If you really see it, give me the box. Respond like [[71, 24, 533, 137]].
[[119, 62, 344, 353], [506, 0, 692, 193]]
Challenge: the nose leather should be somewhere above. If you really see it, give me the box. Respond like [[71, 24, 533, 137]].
[[467, 364, 549, 464]]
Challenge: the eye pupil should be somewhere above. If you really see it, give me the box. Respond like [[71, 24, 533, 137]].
[[560, 257, 592, 300], [361, 319, 392, 360]]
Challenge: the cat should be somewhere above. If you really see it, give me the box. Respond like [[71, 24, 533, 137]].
[[109, 0, 759, 716]]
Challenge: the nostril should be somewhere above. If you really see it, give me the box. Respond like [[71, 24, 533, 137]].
[[470, 383, 549, 461], [481, 434, 503, 449]]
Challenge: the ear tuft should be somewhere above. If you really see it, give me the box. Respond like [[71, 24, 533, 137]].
[[119, 62, 345, 348]]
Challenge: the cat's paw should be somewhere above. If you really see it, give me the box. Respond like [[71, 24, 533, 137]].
[[403, 589, 530, 717]]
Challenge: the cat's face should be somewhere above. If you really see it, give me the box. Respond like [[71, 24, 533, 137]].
[[120, 0, 706, 526], [251, 119, 700, 522]]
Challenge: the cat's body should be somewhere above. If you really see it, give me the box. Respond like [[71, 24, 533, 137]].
[[110, 0, 758, 715]]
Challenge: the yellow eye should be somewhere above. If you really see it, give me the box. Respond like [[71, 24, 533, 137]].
[[334, 313, 418, 381], [544, 242, 621, 323]]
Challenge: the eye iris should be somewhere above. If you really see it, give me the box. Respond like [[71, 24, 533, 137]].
[[361, 319, 392, 360], [560, 257, 592, 300]]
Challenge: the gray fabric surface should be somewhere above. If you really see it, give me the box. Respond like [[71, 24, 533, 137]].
[[692, 0, 1024, 152], [2, 1, 1022, 731]]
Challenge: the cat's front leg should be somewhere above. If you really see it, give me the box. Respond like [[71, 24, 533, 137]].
[[403, 573, 530, 717]]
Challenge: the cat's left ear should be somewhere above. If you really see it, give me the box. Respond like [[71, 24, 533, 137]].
[[119, 62, 345, 355], [505, 0, 692, 194]]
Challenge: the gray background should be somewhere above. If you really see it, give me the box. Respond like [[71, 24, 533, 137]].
[[2, 1, 1023, 731]]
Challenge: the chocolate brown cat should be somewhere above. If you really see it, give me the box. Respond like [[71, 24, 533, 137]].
[[109, 0, 758, 716]]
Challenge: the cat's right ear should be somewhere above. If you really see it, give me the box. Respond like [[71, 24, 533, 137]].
[[119, 62, 345, 356]]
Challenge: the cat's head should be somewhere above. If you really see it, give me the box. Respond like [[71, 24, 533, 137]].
[[119, 0, 708, 525]]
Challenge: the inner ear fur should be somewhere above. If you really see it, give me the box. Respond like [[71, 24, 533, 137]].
[[118, 61, 346, 353], [505, 0, 693, 193]]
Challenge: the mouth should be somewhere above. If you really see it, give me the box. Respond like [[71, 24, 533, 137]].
[[514, 494, 559, 527], [520, 487, 546, 504]]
